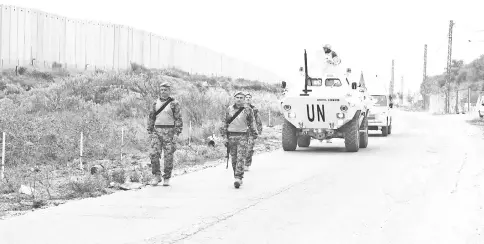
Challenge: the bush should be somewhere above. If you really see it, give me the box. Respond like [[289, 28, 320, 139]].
[[0, 66, 286, 213], [18, 66, 28, 75], [0, 67, 282, 170]]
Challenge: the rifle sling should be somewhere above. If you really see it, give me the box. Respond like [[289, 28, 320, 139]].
[[227, 107, 244, 125], [154, 97, 174, 117]]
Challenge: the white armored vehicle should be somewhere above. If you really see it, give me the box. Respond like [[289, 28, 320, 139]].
[[280, 49, 371, 152]]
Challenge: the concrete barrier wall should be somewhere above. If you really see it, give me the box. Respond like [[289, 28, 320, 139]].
[[0, 4, 281, 82]]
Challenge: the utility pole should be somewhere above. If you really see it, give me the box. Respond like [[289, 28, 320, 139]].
[[446, 20, 454, 114], [400, 75, 404, 105], [468, 87, 471, 113], [423, 44, 427, 109], [456, 89, 459, 113], [390, 60, 395, 98]]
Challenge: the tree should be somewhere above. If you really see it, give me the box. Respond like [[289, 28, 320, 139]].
[[407, 93, 414, 104], [450, 59, 466, 87], [467, 55, 484, 82], [419, 54, 484, 103]]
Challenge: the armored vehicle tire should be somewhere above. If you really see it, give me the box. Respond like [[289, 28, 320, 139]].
[[388, 124, 392, 135], [359, 116, 369, 148], [344, 116, 360, 152], [282, 119, 298, 151], [297, 136, 311, 147], [382, 125, 388, 136]]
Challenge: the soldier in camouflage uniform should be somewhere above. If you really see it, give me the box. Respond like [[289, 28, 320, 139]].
[[244, 92, 263, 171], [221, 91, 258, 189], [146, 82, 183, 186]]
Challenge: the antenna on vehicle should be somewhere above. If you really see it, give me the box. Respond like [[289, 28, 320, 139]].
[[300, 49, 311, 96]]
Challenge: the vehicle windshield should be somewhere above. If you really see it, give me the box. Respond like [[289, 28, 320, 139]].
[[371, 95, 387, 106], [325, 78, 342, 87]]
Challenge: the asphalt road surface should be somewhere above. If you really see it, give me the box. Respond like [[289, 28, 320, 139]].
[[1, 110, 484, 244]]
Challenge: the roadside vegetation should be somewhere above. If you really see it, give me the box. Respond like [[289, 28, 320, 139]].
[[0, 63, 284, 217], [420, 54, 484, 108]]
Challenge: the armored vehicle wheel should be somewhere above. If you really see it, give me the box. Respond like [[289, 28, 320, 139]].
[[344, 116, 360, 152], [382, 124, 388, 136], [297, 135, 311, 147], [282, 119, 298, 151], [359, 116, 368, 148]]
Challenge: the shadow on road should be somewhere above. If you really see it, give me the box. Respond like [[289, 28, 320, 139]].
[[368, 133, 384, 137], [292, 146, 348, 153], [288, 142, 363, 154], [368, 132, 403, 138]]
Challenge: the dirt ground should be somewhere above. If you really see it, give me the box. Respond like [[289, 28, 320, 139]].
[[0, 125, 282, 220]]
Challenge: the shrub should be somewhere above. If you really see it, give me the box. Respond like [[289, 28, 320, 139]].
[[0, 67, 282, 170], [18, 66, 28, 75]]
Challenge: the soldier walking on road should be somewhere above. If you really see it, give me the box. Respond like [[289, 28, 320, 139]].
[[244, 92, 263, 171], [147, 82, 183, 186], [221, 91, 258, 189]]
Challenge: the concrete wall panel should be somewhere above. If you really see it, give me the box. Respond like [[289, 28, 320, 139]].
[[23, 8, 33, 66], [9, 6, 18, 66], [17, 7, 26, 65], [65, 18, 76, 67], [1, 6, 11, 67]]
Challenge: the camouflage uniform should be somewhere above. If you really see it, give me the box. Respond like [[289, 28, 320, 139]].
[[246, 104, 262, 168], [147, 83, 183, 186], [221, 92, 258, 188]]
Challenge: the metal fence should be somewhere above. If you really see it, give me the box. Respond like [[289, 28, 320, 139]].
[[0, 4, 281, 82]]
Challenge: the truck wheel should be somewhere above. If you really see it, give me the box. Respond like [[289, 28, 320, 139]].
[[344, 116, 360, 152], [297, 135, 311, 147], [282, 119, 298, 151], [359, 116, 368, 148]]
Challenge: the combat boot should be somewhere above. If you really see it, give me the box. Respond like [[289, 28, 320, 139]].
[[234, 178, 243, 189], [163, 178, 170, 186], [150, 175, 162, 186]]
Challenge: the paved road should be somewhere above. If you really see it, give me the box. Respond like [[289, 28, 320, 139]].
[[1, 110, 484, 244]]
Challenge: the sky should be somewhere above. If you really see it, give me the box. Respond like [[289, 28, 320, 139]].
[[3, 0, 484, 93]]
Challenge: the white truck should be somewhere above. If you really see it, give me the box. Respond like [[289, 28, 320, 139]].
[[279, 49, 371, 152], [367, 94, 394, 136]]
